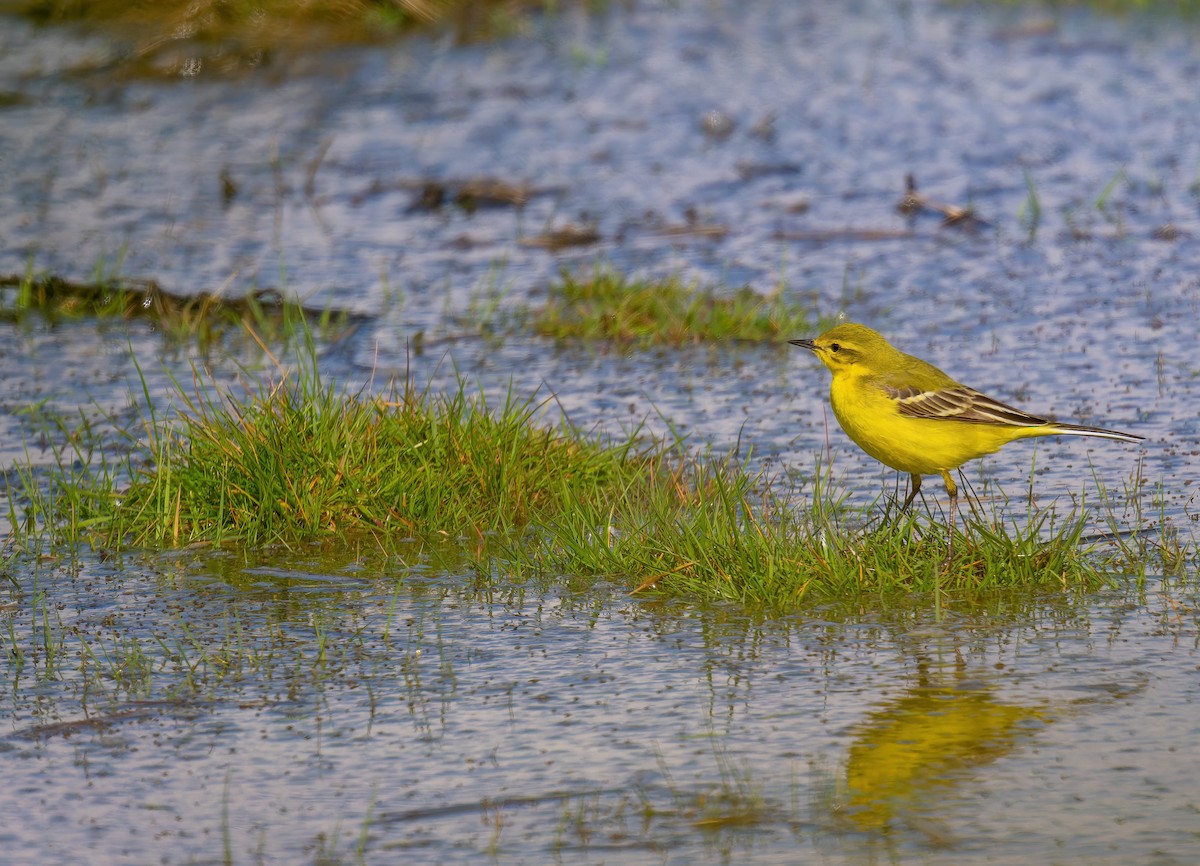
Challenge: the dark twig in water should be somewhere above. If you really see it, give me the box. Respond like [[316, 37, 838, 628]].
[[772, 228, 920, 242], [898, 173, 990, 229], [519, 223, 601, 250]]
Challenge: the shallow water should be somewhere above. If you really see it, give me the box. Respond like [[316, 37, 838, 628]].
[[3, 0, 1200, 862], [2, 549, 1197, 865]]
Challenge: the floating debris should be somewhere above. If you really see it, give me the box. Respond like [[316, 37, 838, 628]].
[[897, 173, 990, 230], [520, 223, 601, 250]]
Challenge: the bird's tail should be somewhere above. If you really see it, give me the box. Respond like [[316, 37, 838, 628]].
[[1048, 422, 1143, 443]]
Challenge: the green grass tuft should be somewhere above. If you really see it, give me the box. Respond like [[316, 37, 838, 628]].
[[19, 366, 664, 550], [527, 457, 1124, 610]]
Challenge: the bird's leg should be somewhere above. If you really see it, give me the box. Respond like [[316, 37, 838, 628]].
[[901, 473, 922, 512], [940, 470, 959, 567]]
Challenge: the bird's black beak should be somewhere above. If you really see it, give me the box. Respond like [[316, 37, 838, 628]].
[[789, 338, 817, 352]]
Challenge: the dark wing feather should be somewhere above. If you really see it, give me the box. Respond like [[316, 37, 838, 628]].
[[889, 385, 1052, 428]]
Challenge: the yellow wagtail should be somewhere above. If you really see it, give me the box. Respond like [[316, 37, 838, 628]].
[[791, 323, 1143, 554]]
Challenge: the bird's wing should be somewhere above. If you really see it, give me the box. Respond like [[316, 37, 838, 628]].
[[887, 384, 1050, 428]]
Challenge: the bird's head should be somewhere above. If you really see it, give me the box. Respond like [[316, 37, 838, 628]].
[[790, 323, 894, 375]]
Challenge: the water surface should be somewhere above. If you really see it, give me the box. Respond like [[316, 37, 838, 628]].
[[2, 548, 1196, 864], [2, 0, 1200, 862]]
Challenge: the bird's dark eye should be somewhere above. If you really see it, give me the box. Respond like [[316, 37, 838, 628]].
[[829, 343, 841, 353]]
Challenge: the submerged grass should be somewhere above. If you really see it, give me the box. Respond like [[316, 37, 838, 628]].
[[0, 268, 355, 349], [1014, 0, 1200, 13], [6, 335, 1159, 610], [532, 268, 820, 348], [7, 262, 818, 352], [9, 0, 594, 78], [975, 0, 1200, 16]]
